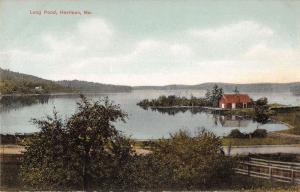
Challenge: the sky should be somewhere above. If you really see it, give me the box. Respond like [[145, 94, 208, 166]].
[[0, 0, 299, 86]]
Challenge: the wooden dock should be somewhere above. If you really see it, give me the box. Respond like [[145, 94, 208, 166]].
[[235, 158, 300, 184]]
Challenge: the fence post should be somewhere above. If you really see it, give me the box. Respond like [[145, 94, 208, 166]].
[[291, 166, 294, 184], [248, 163, 250, 176], [269, 164, 272, 181]]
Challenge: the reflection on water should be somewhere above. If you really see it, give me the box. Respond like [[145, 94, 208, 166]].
[[142, 107, 253, 128], [217, 115, 251, 127], [0, 95, 50, 112], [148, 107, 204, 115]]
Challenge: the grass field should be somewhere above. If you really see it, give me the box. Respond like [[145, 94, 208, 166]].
[[272, 110, 300, 135], [222, 137, 300, 146]]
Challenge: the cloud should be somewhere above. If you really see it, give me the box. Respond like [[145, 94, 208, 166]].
[[189, 21, 274, 42], [244, 43, 300, 65], [186, 21, 276, 59], [1, 18, 299, 85], [42, 17, 114, 54]]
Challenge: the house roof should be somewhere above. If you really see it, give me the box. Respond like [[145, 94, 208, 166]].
[[220, 94, 252, 103]]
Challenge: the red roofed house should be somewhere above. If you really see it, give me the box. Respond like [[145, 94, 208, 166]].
[[219, 94, 252, 109]]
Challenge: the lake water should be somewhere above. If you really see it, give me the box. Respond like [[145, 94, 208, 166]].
[[1, 90, 299, 139]]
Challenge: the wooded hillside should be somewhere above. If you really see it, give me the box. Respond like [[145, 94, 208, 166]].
[[57, 80, 132, 93], [0, 68, 71, 94]]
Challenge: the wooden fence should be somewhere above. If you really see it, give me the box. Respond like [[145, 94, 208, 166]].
[[235, 158, 300, 184]]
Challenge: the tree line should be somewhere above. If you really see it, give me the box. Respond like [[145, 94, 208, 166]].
[[137, 85, 224, 108]]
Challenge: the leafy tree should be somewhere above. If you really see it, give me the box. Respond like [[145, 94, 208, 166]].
[[254, 97, 270, 124], [20, 95, 131, 190], [205, 89, 211, 104], [233, 86, 239, 94], [206, 85, 224, 107]]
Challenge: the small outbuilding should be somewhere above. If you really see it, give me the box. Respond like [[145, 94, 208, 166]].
[[219, 94, 252, 109]]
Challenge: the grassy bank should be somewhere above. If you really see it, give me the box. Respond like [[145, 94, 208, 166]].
[[272, 110, 300, 135], [222, 137, 300, 146]]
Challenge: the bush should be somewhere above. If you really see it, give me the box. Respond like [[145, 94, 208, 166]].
[[251, 129, 267, 138], [227, 129, 267, 139], [120, 130, 235, 190], [254, 97, 270, 123], [227, 129, 247, 138], [150, 130, 235, 189]]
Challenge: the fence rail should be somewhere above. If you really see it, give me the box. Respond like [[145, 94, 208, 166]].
[[235, 158, 300, 184]]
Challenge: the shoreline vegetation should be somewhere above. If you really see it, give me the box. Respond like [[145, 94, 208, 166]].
[[137, 95, 211, 108]]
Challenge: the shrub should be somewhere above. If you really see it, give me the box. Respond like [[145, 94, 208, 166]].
[[227, 129, 268, 139], [254, 97, 270, 124], [251, 129, 267, 138], [150, 130, 235, 189], [228, 129, 247, 138]]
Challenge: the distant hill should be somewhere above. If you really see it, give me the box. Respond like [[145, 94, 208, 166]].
[[1, 67, 298, 94], [56, 80, 132, 93], [290, 85, 300, 96], [0, 68, 71, 94], [134, 82, 300, 92]]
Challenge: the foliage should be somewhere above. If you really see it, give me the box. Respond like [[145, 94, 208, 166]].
[[254, 97, 270, 124], [233, 86, 240, 94], [227, 129, 267, 139], [0, 68, 72, 94], [137, 84, 224, 108], [137, 95, 210, 108], [228, 129, 247, 138], [57, 80, 132, 93], [147, 130, 235, 189], [251, 129, 267, 138], [20, 95, 131, 190], [121, 130, 235, 190], [1, 154, 22, 189], [0, 134, 33, 145], [205, 84, 224, 107], [0, 134, 17, 144]]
